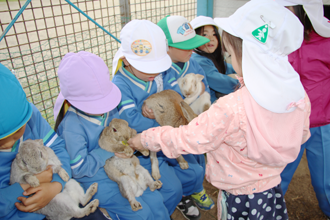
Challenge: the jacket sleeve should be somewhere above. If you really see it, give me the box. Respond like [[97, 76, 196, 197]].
[[162, 69, 185, 99], [30, 104, 71, 190], [60, 127, 113, 179], [0, 183, 24, 217], [114, 81, 160, 133], [199, 58, 239, 94], [141, 96, 236, 158]]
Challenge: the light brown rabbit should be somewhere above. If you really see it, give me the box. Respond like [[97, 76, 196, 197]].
[[142, 89, 198, 180], [98, 118, 162, 211]]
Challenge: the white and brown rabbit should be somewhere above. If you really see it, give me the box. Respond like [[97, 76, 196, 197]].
[[10, 139, 99, 220], [98, 118, 162, 211], [142, 89, 199, 180], [178, 73, 211, 115]]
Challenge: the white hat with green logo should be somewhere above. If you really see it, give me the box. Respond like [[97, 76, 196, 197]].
[[157, 15, 210, 50], [214, 0, 305, 113]]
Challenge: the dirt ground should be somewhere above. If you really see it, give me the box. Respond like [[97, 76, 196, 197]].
[[171, 152, 328, 220]]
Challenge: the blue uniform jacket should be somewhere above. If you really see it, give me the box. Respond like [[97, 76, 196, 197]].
[[191, 53, 238, 103], [0, 103, 71, 220], [56, 106, 118, 183]]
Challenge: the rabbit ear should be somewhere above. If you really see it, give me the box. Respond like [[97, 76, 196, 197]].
[[195, 74, 204, 81], [180, 101, 197, 123], [130, 128, 137, 138], [37, 139, 44, 146]]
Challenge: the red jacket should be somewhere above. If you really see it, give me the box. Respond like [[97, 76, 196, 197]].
[[289, 31, 330, 128]]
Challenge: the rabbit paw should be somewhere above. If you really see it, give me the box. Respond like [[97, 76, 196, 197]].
[[85, 199, 99, 216], [179, 161, 189, 170], [152, 169, 161, 180], [25, 175, 40, 187], [88, 182, 98, 196], [150, 180, 162, 191], [123, 147, 134, 157], [58, 168, 70, 182], [130, 200, 142, 211]]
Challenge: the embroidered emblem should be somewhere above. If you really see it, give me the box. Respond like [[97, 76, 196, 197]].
[[252, 24, 269, 43], [177, 22, 194, 36], [131, 40, 152, 56]]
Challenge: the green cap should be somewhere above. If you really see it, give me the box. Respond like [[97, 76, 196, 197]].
[[157, 15, 210, 50]]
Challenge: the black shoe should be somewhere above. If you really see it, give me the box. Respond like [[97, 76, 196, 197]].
[[176, 196, 201, 220]]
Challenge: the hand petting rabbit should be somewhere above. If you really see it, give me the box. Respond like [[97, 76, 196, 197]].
[[10, 139, 99, 220], [98, 118, 162, 211], [178, 73, 211, 115]]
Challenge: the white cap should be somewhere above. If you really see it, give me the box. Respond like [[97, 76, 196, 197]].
[[275, 0, 330, 37], [112, 20, 172, 76], [214, 0, 305, 113], [190, 16, 219, 30]]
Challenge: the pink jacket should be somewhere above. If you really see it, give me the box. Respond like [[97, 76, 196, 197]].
[[141, 86, 310, 195], [289, 31, 330, 128]]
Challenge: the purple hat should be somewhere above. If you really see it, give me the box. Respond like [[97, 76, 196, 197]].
[[54, 51, 121, 120]]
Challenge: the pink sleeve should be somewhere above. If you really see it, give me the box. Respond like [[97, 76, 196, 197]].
[[141, 97, 237, 158]]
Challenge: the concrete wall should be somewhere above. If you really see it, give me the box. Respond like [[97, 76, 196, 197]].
[[213, 0, 330, 18]]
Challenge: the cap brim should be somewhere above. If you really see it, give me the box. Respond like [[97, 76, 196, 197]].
[[169, 35, 210, 50], [127, 54, 172, 74], [214, 18, 239, 37], [70, 83, 122, 115], [0, 102, 32, 140]]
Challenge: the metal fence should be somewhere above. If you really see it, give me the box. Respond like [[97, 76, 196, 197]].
[[0, 0, 197, 127]]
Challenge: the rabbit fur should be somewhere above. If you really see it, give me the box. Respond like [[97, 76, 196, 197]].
[[142, 89, 199, 179], [98, 118, 163, 211], [177, 73, 211, 115], [10, 139, 99, 220]]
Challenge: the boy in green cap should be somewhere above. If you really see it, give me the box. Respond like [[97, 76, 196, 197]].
[[157, 15, 215, 220]]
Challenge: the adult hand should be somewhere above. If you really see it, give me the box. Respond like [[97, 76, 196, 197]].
[[142, 104, 155, 119], [16, 182, 62, 212], [128, 134, 145, 152], [34, 165, 53, 184]]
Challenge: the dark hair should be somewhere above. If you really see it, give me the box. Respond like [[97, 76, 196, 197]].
[[194, 25, 227, 74], [54, 104, 65, 132], [324, 5, 330, 20], [221, 31, 242, 69], [292, 5, 313, 41]]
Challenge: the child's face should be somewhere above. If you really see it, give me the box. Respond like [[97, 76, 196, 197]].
[[224, 40, 242, 77], [197, 25, 218, 54], [123, 58, 160, 81], [167, 47, 193, 63], [0, 125, 26, 150]]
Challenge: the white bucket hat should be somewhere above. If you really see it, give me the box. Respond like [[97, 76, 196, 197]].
[[214, 0, 305, 113], [190, 16, 219, 30], [275, 0, 330, 37], [112, 19, 172, 76]]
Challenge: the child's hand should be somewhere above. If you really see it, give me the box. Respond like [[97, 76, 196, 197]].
[[128, 134, 146, 152], [15, 182, 62, 212], [34, 165, 53, 184], [142, 105, 155, 119], [200, 82, 206, 95]]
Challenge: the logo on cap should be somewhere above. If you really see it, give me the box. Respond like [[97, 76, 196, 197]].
[[131, 40, 152, 56], [177, 22, 194, 36], [252, 24, 268, 44]]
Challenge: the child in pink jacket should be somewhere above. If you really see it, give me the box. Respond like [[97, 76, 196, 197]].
[[128, 0, 311, 219]]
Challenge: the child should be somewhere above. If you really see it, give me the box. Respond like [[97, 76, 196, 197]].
[[53, 51, 170, 220], [0, 63, 71, 220], [156, 15, 215, 215], [128, 0, 312, 219], [274, 0, 330, 218], [190, 16, 239, 102], [112, 19, 210, 220]]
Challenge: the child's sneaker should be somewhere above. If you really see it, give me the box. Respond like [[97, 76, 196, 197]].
[[176, 195, 201, 220], [191, 189, 215, 211]]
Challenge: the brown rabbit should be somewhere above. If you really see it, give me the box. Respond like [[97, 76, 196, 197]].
[[142, 89, 198, 180], [98, 118, 162, 211]]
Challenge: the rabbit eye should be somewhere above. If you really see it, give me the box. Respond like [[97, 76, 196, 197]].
[[113, 128, 117, 132], [40, 152, 43, 158], [22, 160, 27, 166]]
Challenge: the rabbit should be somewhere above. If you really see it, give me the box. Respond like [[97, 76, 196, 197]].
[[10, 139, 99, 220], [177, 73, 211, 115], [142, 89, 199, 179], [98, 118, 163, 211]]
